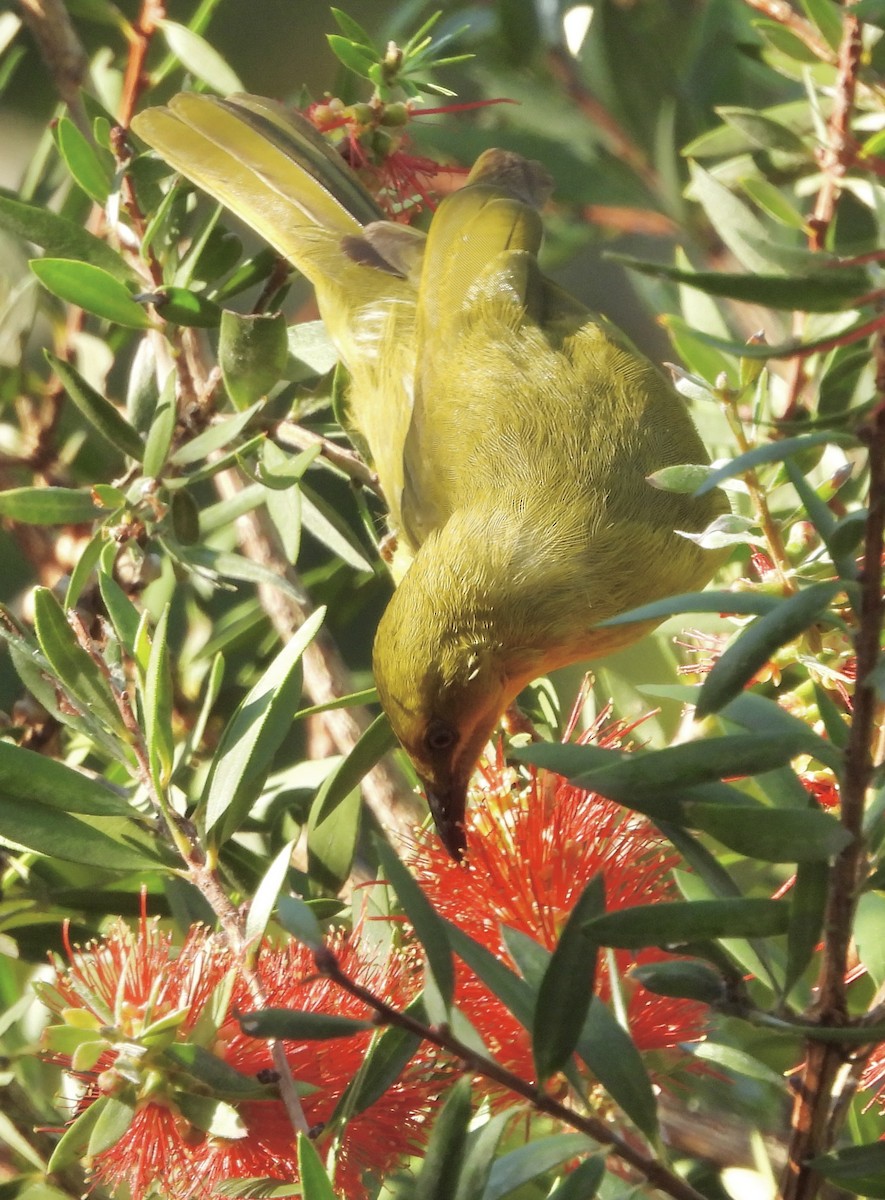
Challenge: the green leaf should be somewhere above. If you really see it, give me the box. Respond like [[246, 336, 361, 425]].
[[445, 921, 535, 1029], [785, 860, 829, 995], [682, 802, 850, 862], [583, 899, 790, 947], [0, 486, 103, 525], [170, 400, 263, 466], [175, 1094, 246, 1139], [47, 1096, 108, 1171], [56, 115, 114, 203], [142, 372, 177, 476], [808, 1142, 885, 1197], [337, 1025, 422, 1118], [545, 1157, 605, 1200], [647, 463, 718, 493], [301, 482, 374, 572], [308, 715, 396, 891], [65, 529, 106, 608], [157, 19, 244, 91], [414, 1077, 472, 1200], [630, 959, 726, 1003], [220, 310, 289, 409], [484, 1134, 595, 1200], [753, 17, 826, 62], [31, 258, 151, 328], [33, 586, 125, 733], [297, 1133, 337, 1200], [520, 733, 809, 798], [0, 194, 131, 279], [599, 587, 782, 628], [696, 581, 846, 717], [576, 997, 657, 1138], [151, 286, 222, 327], [245, 840, 296, 947], [533, 876, 603, 1081], [238, 1008, 373, 1040], [277, 894, 324, 951], [688, 162, 817, 274], [0, 798, 165, 870], [99, 570, 141, 653], [205, 609, 324, 839], [87, 1092, 136, 1155], [144, 604, 174, 789], [694, 433, 858, 496], [453, 1111, 513, 1200], [800, 0, 843, 50], [615, 253, 867, 312], [163, 1043, 273, 1099], [719, 691, 842, 772], [717, 106, 808, 155], [329, 8, 378, 51], [48, 351, 144, 461], [0, 741, 131, 815], [327, 34, 377, 78], [375, 837, 454, 1020]]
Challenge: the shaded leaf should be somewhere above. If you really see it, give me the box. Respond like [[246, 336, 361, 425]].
[[0, 741, 131, 816], [576, 997, 658, 1138], [238, 1008, 373, 1040], [297, 1133, 337, 1200], [583, 899, 790, 947], [484, 1134, 595, 1200], [375, 837, 454, 1019], [414, 1077, 472, 1200], [0, 194, 131, 279], [533, 876, 603, 1081], [696, 581, 846, 717]]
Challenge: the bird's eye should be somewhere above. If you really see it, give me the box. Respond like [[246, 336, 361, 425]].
[[424, 721, 457, 754]]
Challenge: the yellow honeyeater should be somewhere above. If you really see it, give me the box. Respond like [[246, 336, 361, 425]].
[[132, 95, 727, 858]]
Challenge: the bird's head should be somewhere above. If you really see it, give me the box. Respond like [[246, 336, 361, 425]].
[[372, 562, 516, 860]]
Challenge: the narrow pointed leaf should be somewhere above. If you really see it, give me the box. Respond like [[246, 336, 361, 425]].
[[484, 1134, 595, 1200], [48, 351, 145, 460], [245, 840, 296, 946], [414, 1077, 472, 1200], [0, 742, 131, 816], [31, 258, 151, 328], [144, 604, 174, 788], [696, 581, 846, 717], [0, 194, 131, 278], [375, 837, 454, 1016], [445, 921, 535, 1029], [694, 434, 857, 495], [87, 1093, 137, 1156], [575, 998, 657, 1138], [308, 714, 395, 890], [33, 586, 125, 733], [205, 608, 324, 838], [615, 254, 867, 312], [297, 1133, 337, 1200], [583, 899, 790, 947], [0, 486, 103, 524], [56, 115, 114, 203], [238, 1008, 373, 1040], [533, 875, 604, 1081], [599, 588, 782, 628]]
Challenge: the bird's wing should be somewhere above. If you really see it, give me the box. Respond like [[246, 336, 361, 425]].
[[398, 150, 552, 543], [131, 93, 420, 527]]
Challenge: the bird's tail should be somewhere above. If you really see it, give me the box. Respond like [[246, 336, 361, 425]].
[[130, 93, 384, 287]]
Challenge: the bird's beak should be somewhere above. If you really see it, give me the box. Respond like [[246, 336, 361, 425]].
[[421, 777, 467, 861]]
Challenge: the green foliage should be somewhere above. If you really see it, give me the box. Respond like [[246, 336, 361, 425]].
[[1, 2, 883, 1200]]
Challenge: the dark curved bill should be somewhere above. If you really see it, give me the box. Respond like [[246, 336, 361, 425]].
[[421, 780, 467, 861]]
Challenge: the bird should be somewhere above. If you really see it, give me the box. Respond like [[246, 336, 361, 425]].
[[131, 94, 727, 859]]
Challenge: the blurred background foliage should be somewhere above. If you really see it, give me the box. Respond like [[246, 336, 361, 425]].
[[0, 0, 883, 1197]]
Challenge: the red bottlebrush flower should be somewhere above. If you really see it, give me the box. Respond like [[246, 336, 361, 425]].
[[406, 712, 708, 1087], [40, 915, 434, 1200], [302, 95, 511, 220]]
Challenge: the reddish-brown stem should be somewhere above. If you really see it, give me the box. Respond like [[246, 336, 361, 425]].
[[318, 949, 707, 1200], [118, 0, 166, 127], [779, 340, 885, 1200]]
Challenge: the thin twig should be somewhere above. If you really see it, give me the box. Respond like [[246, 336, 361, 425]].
[[276, 421, 383, 496], [317, 946, 709, 1200], [779, 340, 885, 1200], [781, 11, 863, 421], [15, 0, 89, 133]]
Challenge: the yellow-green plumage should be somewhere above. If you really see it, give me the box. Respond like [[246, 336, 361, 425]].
[[132, 95, 727, 857]]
